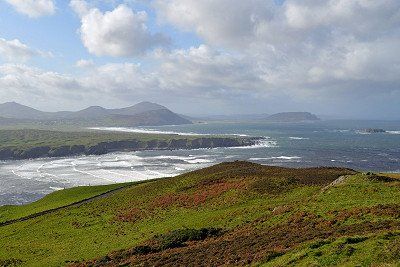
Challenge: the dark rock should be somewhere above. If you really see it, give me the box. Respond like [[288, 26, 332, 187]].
[[363, 128, 386, 133]]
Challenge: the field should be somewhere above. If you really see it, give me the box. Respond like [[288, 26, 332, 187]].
[[0, 129, 255, 160], [0, 161, 399, 266], [0, 183, 134, 224], [0, 129, 196, 149]]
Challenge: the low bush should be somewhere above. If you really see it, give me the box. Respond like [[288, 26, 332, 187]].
[[309, 239, 332, 249], [157, 228, 223, 250], [132, 245, 152, 255], [263, 251, 284, 262], [344, 236, 368, 244], [0, 258, 23, 267]]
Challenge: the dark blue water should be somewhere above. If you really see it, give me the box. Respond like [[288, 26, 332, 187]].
[[1, 120, 399, 205], [140, 120, 400, 172]]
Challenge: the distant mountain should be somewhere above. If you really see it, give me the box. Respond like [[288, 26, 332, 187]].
[[0, 101, 192, 126], [0, 102, 50, 120], [111, 101, 166, 116], [68, 106, 110, 119], [266, 112, 320, 122], [0, 116, 29, 125], [106, 109, 194, 127]]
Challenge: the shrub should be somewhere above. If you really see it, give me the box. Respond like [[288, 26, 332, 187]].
[[0, 258, 23, 267], [263, 251, 284, 262], [132, 245, 152, 255], [343, 246, 356, 256], [157, 228, 223, 250], [309, 239, 332, 249], [251, 177, 298, 194], [344, 236, 368, 244]]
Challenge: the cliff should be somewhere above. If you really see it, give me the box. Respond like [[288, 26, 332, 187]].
[[0, 137, 259, 160]]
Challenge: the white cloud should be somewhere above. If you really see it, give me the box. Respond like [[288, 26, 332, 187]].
[[284, 0, 400, 34], [154, 0, 276, 48], [5, 0, 55, 18], [155, 0, 400, 48], [0, 62, 158, 110], [154, 0, 400, 97], [154, 45, 266, 98], [79, 63, 159, 99], [0, 44, 291, 113], [0, 64, 82, 105], [0, 38, 51, 62], [71, 1, 168, 57], [1, 1, 400, 117], [0, 47, 262, 109], [69, 0, 89, 17], [75, 59, 94, 68]]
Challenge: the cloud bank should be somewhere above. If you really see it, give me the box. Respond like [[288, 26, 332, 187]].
[[1, 0, 400, 118], [5, 0, 55, 18], [0, 38, 51, 62]]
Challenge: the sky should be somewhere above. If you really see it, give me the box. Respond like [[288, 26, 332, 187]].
[[0, 0, 399, 119]]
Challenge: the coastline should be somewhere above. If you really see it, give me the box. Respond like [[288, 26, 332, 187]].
[[0, 136, 262, 161]]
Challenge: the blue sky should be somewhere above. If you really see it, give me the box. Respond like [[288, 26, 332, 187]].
[[0, 0, 399, 119], [0, 0, 201, 72], [1, 1, 83, 71]]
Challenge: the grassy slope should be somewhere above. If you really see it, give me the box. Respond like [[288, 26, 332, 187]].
[[263, 232, 400, 267], [0, 129, 199, 149], [0, 162, 399, 266], [0, 183, 133, 223]]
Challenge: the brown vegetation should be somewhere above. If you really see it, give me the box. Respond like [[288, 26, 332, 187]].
[[74, 209, 400, 267]]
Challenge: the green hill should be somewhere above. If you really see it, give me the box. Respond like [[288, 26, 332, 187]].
[[0, 162, 399, 266], [0, 129, 257, 160]]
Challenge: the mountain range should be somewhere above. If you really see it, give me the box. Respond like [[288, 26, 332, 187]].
[[0, 101, 320, 127], [0, 101, 192, 127]]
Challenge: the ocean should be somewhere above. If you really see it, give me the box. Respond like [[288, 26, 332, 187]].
[[1, 120, 399, 205]]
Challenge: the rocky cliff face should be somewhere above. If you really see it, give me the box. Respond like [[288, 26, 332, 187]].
[[0, 137, 259, 160]]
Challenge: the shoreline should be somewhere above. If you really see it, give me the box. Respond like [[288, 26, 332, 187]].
[[0, 136, 262, 161]]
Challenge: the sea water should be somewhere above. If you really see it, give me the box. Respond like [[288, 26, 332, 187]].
[[1, 120, 399, 205]]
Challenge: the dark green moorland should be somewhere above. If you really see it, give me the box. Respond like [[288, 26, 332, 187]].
[[0, 161, 399, 266], [0, 129, 256, 160]]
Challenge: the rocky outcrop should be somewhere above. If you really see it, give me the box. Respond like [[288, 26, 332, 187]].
[[0, 137, 260, 160], [266, 112, 320, 122], [362, 128, 386, 133]]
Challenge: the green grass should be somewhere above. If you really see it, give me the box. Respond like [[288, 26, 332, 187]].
[[262, 232, 400, 266], [0, 129, 199, 149], [306, 174, 400, 214], [0, 162, 398, 266], [0, 129, 252, 161], [0, 183, 133, 223]]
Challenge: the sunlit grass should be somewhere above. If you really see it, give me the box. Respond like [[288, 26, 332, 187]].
[[0, 162, 398, 266]]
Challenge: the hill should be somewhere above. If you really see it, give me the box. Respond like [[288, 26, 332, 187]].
[[106, 109, 192, 126], [0, 161, 399, 266], [0, 116, 28, 125], [110, 101, 166, 116], [0, 129, 257, 160], [68, 106, 110, 119], [0, 101, 192, 126], [0, 102, 52, 120], [266, 112, 320, 122]]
